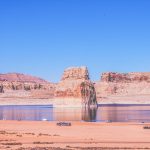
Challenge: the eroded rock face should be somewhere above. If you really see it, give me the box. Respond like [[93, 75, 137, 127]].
[[0, 73, 55, 99], [95, 72, 150, 100], [0, 84, 4, 93], [61, 66, 89, 81], [1, 81, 53, 91], [55, 66, 97, 107], [80, 81, 97, 106], [101, 72, 150, 83]]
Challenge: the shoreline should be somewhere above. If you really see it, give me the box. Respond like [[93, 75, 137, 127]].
[[0, 96, 150, 107]]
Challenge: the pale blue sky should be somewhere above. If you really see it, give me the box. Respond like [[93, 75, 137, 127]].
[[0, 0, 150, 82]]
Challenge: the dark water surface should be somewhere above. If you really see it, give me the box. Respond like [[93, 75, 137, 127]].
[[0, 104, 150, 122]]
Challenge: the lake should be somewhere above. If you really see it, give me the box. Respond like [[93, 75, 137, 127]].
[[0, 104, 150, 122]]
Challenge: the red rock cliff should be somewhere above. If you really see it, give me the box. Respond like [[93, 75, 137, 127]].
[[55, 67, 97, 106], [0, 73, 55, 98], [95, 72, 150, 100], [101, 72, 150, 83]]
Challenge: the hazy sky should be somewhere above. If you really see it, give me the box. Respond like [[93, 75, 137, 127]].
[[0, 0, 150, 82]]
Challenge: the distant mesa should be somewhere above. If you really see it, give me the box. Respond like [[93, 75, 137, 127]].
[[101, 72, 150, 83], [0, 73, 55, 98], [0, 73, 48, 83], [95, 72, 150, 101]]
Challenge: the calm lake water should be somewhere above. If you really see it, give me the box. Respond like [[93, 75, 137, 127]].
[[0, 104, 150, 122]]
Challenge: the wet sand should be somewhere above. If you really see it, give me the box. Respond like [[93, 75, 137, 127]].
[[0, 121, 150, 150]]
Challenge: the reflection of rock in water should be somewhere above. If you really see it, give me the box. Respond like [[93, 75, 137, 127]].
[[53, 107, 82, 121], [82, 107, 97, 122]]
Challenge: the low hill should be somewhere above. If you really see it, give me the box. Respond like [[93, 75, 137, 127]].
[[0, 73, 48, 83]]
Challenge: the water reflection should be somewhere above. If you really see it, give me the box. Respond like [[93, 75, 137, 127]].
[[0, 105, 53, 121], [98, 105, 150, 122], [82, 107, 97, 122], [0, 104, 150, 122], [53, 107, 81, 121]]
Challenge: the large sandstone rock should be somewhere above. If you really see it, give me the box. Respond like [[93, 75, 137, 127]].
[[61, 66, 89, 80], [55, 66, 97, 107], [80, 81, 97, 106]]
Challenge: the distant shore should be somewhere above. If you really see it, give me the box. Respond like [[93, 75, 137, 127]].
[[0, 121, 150, 149], [0, 95, 150, 106], [98, 95, 150, 104]]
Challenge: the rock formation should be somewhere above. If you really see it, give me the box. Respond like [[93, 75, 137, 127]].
[[101, 72, 150, 83], [61, 67, 89, 80], [0, 84, 4, 93], [0, 73, 55, 99], [80, 81, 97, 106], [0, 68, 97, 107], [2, 69, 150, 105], [55, 67, 97, 107], [95, 72, 150, 102]]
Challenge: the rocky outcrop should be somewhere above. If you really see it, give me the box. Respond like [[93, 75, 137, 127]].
[[55, 66, 97, 107], [95, 72, 150, 101], [0, 84, 4, 93], [0, 73, 55, 99], [101, 72, 150, 83], [1, 81, 52, 91], [80, 81, 97, 106], [61, 67, 89, 80]]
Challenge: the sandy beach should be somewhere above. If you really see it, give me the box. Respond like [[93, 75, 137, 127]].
[[0, 121, 150, 150]]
